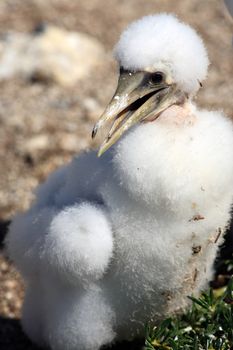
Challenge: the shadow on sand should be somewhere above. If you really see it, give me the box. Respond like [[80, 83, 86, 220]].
[[214, 214, 233, 276], [0, 317, 41, 350], [0, 220, 10, 250], [0, 316, 144, 350]]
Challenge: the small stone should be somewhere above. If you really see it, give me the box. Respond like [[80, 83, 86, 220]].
[[4, 279, 17, 289], [59, 133, 80, 152], [23, 134, 50, 152], [83, 97, 100, 112], [5, 291, 13, 300], [192, 245, 202, 255], [0, 261, 8, 273]]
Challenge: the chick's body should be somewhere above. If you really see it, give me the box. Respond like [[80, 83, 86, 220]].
[[7, 14, 233, 350]]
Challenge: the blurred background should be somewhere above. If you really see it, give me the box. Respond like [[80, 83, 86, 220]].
[[0, 0, 232, 349]]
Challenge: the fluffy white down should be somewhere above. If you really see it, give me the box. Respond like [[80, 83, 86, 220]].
[[114, 14, 209, 94], [6, 207, 56, 278], [113, 106, 233, 216], [45, 286, 116, 350], [41, 203, 113, 284]]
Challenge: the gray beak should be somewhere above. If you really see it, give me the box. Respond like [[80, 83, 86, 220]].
[[92, 69, 179, 156]]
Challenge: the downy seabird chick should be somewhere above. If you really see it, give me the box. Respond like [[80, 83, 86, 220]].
[[7, 13, 233, 350]]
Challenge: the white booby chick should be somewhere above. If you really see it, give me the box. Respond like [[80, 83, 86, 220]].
[[6, 14, 233, 350]]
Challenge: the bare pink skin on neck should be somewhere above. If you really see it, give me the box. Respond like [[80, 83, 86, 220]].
[[146, 103, 196, 126]]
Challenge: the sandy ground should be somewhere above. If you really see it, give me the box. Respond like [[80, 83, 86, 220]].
[[0, 0, 233, 349]]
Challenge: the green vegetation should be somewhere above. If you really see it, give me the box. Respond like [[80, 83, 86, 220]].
[[145, 272, 233, 350]]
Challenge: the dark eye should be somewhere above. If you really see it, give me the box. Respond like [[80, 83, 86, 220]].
[[149, 71, 164, 85]]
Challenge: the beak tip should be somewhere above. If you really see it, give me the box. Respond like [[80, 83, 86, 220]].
[[97, 149, 103, 157], [92, 125, 98, 139], [97, 140, 109, 157]]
